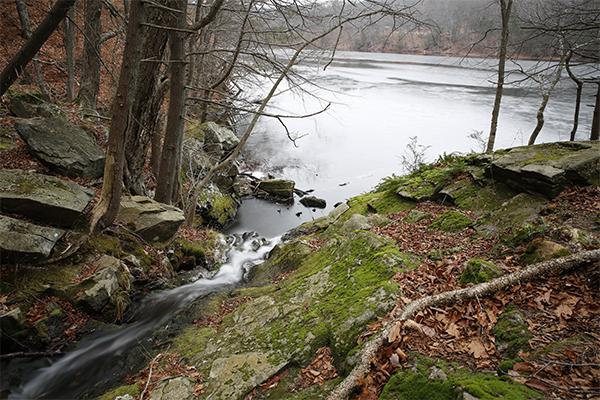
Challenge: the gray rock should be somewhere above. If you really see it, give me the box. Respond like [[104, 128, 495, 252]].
[[118, 196, 185, 242], [339, 214, 371, 234], [403, 209, 431, 224], [299, 195, 327, 208], [14, 117, 105, 178], [8, 97, 67, 119], [202, 121, 240, 154], [149, 377, 195, 400], [257, 179, 295, 199], [0, 169, 95, 227], [488, 141, 600, 198], [75, 255, 132, 314], [0, 215, 65, 263]]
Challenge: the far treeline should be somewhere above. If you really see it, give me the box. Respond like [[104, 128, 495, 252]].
[[0, 0, 598, 231]]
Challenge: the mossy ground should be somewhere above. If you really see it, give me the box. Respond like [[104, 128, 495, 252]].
[[380, 355, 539, 400]]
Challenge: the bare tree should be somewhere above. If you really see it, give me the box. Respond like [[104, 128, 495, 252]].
[[62, 6, 76, 101], [79, 0, 102, 110], [486, 0, 512, 152]]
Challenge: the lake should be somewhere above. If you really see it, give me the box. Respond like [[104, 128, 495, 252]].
[[227, 51, 597, 237]]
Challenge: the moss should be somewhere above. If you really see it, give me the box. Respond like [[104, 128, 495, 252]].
[[497, 358, 523, 375], [493, 307, 532, 359], [459, 259, 503, 284], [346, 190, 414, 220], [173, 326, 218, 361], [96, 382, 142, 400], [380, 355, 539, 400], [428, 210, 473, 233]]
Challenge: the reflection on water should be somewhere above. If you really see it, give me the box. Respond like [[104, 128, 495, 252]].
[[232, 51, 596, 236]]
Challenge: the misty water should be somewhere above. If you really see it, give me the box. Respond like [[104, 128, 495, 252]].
[[4, 52, 596, 398], [228, 51, 597, 237]]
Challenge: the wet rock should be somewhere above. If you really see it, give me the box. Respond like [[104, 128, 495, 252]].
[[0, 215, 65, 264], [14, 117, 105, 178], [520, 238, 571, 265], [282, 202, 350, 240], [118, 196, 185, 243], [0, 169, 95, 227], [459, 259, 504, 284], [257, 179, 295, 199], [193, 183, 239, 228], [299, 195, 327, 208]]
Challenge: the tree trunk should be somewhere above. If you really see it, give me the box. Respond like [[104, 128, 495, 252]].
[[565, 52, 583, 141], [79, 0, 102, 111], [62, 6, 76, 101], [1, 0, 75, 98], [154, 0, 188, 205], [591, 80, 600, 141], [486, 0, 512, 153], [14, 0, 52, 102], [528, 59, 564, 146], [123, 0, 174, 196], [88, 0, 146, 233]]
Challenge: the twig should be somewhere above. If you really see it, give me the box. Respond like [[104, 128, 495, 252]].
[[0, 350, 64, 360], [140, 353, 161, 400]]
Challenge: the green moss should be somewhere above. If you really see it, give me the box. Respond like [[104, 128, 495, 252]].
[[497, 358, 523, 375], [459, 259, 503, 284], [493, 307, 532, 359], [97, 382, 142, 400], [428, 210, 473, 233], [174, 326, 218, 361], [381, 355, 539, 400], [346, 190, 414, 219]]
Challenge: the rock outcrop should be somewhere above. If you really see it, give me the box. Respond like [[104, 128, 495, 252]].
[[14, 117, 105, 179], [0, 169, 95, 227], [257, 179, 295, 199]]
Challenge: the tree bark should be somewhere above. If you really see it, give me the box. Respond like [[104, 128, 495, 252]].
[[591, 80, 600, 141], [486, 0, 512, 153], [123, 0, 174, 196], [88, 0, 146, 233], [528, 58, 564, 146], [328, 248, 600, 400], [14, 0, 52, 102], [154, 0, 188, 205], [79, 0, 102, 111], [62, 6, 76, 101], [1, 0, 76, 98]]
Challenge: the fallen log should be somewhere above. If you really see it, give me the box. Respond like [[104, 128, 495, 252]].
[[328, 248, 600, 400]]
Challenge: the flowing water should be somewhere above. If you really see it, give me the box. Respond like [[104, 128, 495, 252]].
[[4, 237, 280, 399], [228, 52, 597, 236], [3, 52, 597, 398]]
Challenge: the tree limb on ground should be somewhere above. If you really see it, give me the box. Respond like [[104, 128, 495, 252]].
[[328, 248, 600, 400]]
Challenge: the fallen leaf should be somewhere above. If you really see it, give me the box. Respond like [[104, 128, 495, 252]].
[[554, 302, 573, 318], [395, 348, 407, 361], [513, 362, 536, 372], [388, 321, 402, 342], [524, 378, 553, 391], [389, 353, 401, 368], [468, 339, 488, 359], [446, 323, 460, 338]]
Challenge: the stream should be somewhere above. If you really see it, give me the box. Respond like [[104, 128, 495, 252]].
[[4, 236, 280, 399]]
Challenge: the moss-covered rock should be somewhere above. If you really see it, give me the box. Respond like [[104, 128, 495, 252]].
[[519, 238, 571, 265], [459, 259, 504, 285], [156, 231, 412, 399], [493, 306, 532, 359], [380, 355, 539, 400], [428, 210, 473, 233], [403, 210, 431, 224], [194, 183, 239, 228]]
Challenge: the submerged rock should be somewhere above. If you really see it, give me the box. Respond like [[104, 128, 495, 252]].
[[300, 195, 327, 208], [257, 179, 295, 199], [14, 117, 105, 178], [0, 169, 95, 227]]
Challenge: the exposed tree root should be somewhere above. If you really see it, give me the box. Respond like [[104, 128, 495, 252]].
[[328, 248, 600, 400]]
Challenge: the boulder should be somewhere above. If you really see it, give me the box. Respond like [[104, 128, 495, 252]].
[[488, 141, 600, 198], [118, 196, 185, 243], [8, 96, 67, 119], [519, 238, 571, 265], [257, 179, 295, 199], [193, 183, 239, 227], [0, 169, 95, 227], [459, 259, 504, 284], [75, 255, 132, 314], [14, 117, 105, 178], [0, 215, 65, 263], [339, 214, 372, 234], [403, 209, 431, 224], [201, 121, 240, 156], [299, 195, 327, 208]]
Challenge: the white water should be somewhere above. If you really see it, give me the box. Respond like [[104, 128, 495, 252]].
[[228, 52, 597, 237], [7, 236, 280, 399]]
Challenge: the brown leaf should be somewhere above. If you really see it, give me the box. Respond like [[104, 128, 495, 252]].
[[513, 362, 536, 372], [524, 378, 553, 391], [395, 348, 407, 361], [468, 339, 488, 359], [446, 323, 460, 338], [554, 302, 573, 318], [388, 321, 402, 342]]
